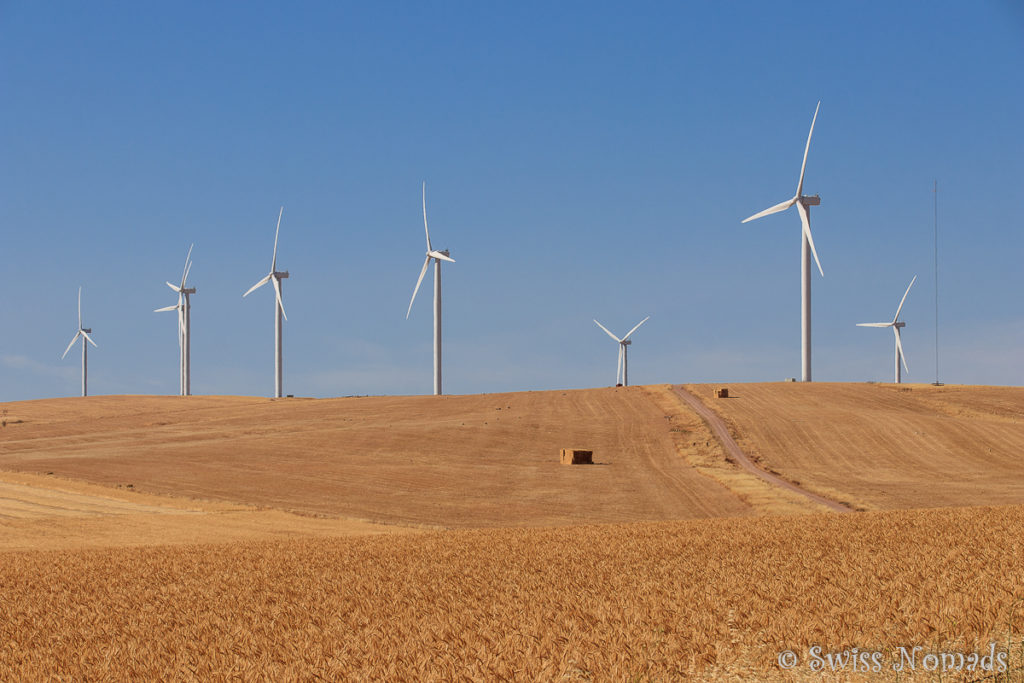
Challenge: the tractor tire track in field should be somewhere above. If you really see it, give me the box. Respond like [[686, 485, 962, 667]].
[[672, 385, 852, 514]]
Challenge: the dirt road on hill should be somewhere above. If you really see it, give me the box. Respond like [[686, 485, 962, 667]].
[[682, 382, 1024, 511], [673, 385, 852, 513]]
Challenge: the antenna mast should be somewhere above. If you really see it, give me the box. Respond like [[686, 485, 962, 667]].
[[932, 180, 942, 386]]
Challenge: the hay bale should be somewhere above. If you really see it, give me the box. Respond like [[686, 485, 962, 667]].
[[560, 448, 593, 465], [715, 387, 729, 398]]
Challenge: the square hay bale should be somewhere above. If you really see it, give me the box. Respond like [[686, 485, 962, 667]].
[[715, 387, 729, 398], [560, 448, 593, 465]]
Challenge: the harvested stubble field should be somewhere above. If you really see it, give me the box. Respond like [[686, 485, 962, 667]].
[[684, 382, 1024, 512], [4, 384, 1024, 679], [0, 389, 751, 529], [1, 505, 1023, 680], [0, 471, 401, 552]]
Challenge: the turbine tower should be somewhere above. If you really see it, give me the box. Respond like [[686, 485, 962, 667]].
[[406, 182, 455, 396], [857, 276, 916, 384], [155, 244, 196, 396], [593, 317, 649, 387], [244, 207, 289, 398], [60, 287, 97, 397], [742, 101, 824, 382]]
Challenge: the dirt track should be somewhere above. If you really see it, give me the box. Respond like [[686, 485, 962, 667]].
[[673, 385, 851, 513], [0, 388, 751, 530], [685, 382, 1024, 511]]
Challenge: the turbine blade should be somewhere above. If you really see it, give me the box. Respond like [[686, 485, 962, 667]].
[[428, 250, 455, 263], [180, 243, 194, 288], [796, 100, 820, 198], [406, 256, 431, 319], [856, 322, 892, 328], [622, 316, 650, 341], [81, 331, 97, 348], [243, 274, 272, 298], [166, 281, 181, 292], [422, 182, 432, 252], [894, 326, 909, 373], [616, 344, 623, 385], [741, 198, 796, 223], [796, 201, 824, 277], [271, 206, 283, 272], [272, 275, 287, 321], [77, 287, 82, 329], [61, 332, 81, 360], [154, 304, 179, 313], [182, 259, 193, 290], [892, 275, 917, 323], [593, 319, 621, 343]]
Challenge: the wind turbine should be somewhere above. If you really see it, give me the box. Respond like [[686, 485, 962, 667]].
[[244, 207, 289, 398], [742, 101, 824, 382], [593, 317, 649, 387], [155, 244, 196, 396], [857, 276, 916, 384], [406, 182, 455, 396], [60, 287, 97, 397]]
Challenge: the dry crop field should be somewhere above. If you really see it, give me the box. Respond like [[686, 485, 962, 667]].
[[1, 505, 1022, 680], [0, 471, 400, 552], [684, 382, 1024, 512], [0, 388, 751, 529], [4, 384, 1024, 679]]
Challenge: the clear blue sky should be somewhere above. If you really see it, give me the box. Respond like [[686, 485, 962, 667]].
[[2, 1, 1022, 400]]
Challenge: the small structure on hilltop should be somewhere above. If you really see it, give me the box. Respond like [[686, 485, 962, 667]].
[[715, 387, 729, 398]]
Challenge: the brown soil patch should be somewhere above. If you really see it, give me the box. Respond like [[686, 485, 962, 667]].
[[683, 382, 1024, 511], [0, 389, 751, 528]]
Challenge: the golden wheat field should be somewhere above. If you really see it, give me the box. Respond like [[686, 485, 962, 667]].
[[3, 384, 1024, 679], [1, 505, 1022, 681]]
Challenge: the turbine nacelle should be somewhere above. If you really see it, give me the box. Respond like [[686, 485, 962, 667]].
[[427, 249, 454, 263]]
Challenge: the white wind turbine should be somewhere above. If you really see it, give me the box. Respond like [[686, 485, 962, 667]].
[[155, 244, 196, 396], [594, 317, 649, 387], [406, 182, 455, 396], [244, 207, 289, 398], [60, 287, 97, 397], [742, 101, 824, 382], [857, 276, 916, 384]]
